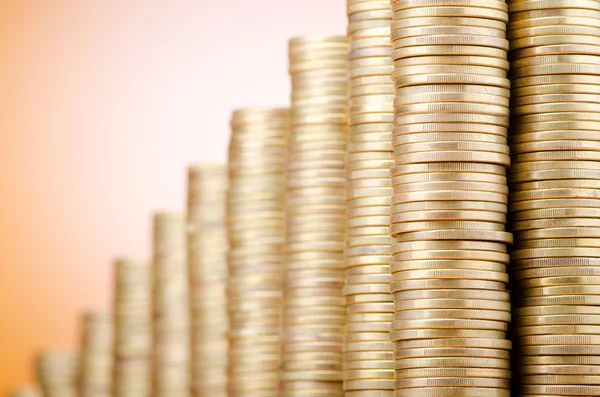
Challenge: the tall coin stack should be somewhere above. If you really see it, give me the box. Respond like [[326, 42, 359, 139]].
[[113, 259, 152, 397], [36, 350, 78, 397], [390, 0, 514, 396], [282, 36, 348, 397], [187, 163, 229, 397], [507, 2, 600, 396], [10, 386, 41, 397], [227, 108, 289, 397], [79, 312, 113, 397], [344, 1, 395, 395], [152, 213, 190, 397]]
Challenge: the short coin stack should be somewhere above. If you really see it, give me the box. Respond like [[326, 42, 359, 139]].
[[508, 2, 600, 396], [282, 36, 348, 397], [9, 386, 41, 397], [36, 350, 78, 397], [79, 312, 113, 397], [390, 0, 513, 396], [345, 0, 395, 395], [187, 164, 229, 397], [152, 212, 190, 397], [227, 108, 289, 397], [113, 259, 152, 397]]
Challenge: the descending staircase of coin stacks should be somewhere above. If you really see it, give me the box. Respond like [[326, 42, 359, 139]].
[[9, 1, 600, 397]]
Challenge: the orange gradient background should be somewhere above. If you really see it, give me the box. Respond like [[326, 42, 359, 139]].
[[0, 1, 345, 393]]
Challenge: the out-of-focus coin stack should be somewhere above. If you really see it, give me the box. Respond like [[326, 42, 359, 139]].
[[79, 312, 113, 397], [9, 385, 41, 397], [152, 213, 190, 397], [344, 1, 395, 395], [282, 36, 348, 397], [390, 0, 514, 396], [227, 108, 289, 397], [187, 164, 229, 397], [36, 350, 78, 397], [113, 259, 152, 397], [508, 1, 600, 396]]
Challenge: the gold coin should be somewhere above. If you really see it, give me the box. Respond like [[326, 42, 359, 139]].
[[394, 142, 508, 156], [395, 367, 510, 379], [392, 318, 508, 332], [346, 265, 390, 277], [392, 15, 505, 29], [392, 190, 508, 205], [394, 134, 507, 148], [390, 328, 506, 341], [344, 283, 390, 296], [521, 276, 600, 288], [394, 180, 508, 194], [523, 285, 600, 298], [393, 240, 505, 253], [346, 391, 393, 397], [392, 172, 506, 186], [392, 260, 506, 274], [344, 350, 393, 362], [347, 236, 394, 247], [394, 229, 512, 243], [520, 333, 600, 347], [514, 151, 600, 163], [343, 379, 393, 390], [343, 369, 393, 381], [394, 65, 507, 80], [398, 338, 511, 349], [391, 220, 506, 234], [347, 302, 393, 314], [392, 162, 505, 175], [343, 360, 393, 370], [393, 288, 509, 301], [513, 257, 600, 270], [522, 374, 600, 386], [393, 7, 508, 23], [394, 55, 509, 71], [516, 228, 600, 241], [392, 268, 508, 282], [396, 113, 509, 127], [393, 248, 509, 263], [391, 279, 506, 293], [395, 377, 510, 389], [394, 121, 507, 136], [521, 385, 600, 396], [392, 26, 506, 42], [521, 364, 600, 375], [396, 298, 510, 312], [513, 83, 600, 99], [393, 73, 510, 89], [522, 294, 600, 308], [516, 266, 600, 280], [394, 308, 510, 322], [344, 341, 394, 352], [513, 102, 600, 118], [523, 355, 600, 366], [392, 210, 506, 224], [346, 294, 392, 305], [393, 356, 510, 369]]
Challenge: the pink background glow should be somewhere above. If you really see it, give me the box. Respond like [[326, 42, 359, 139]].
[[0, 1, 346, 392]]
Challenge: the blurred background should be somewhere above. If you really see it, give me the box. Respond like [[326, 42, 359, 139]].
[[0, 0, 345, 393]]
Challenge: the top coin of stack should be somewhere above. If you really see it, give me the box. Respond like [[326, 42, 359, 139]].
[[227, 108, 289, 397], [152, 212, 190, 397], [345, 1, 395, 396], [187, 163, 229, 397], [36, 350, 79, 397], [113, 258, 152, 397], [79, 312, 113, 397], [282, 35, 348, 397], [9, 385, 41, 397], [507, 2, 600, 396], [390, 0, 513, 396]]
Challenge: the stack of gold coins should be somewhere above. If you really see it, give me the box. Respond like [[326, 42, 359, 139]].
[[187, 163, 229, 397], [79, 312, 113, 397], [36, 350, 78, 397], [282, 36, 348, 397], [227, 108, 289, 397], [345, 1, 395, 395], [152, 212, 190, 397], [508, 2, 600, 396], [9, 385, 41, 397], [113, 259, 152, 397], [390, 0, 513, 396]]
